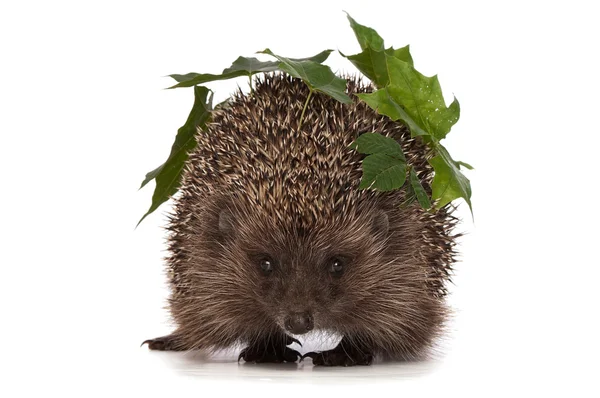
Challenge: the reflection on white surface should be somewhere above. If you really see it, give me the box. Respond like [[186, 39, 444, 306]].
[[145, 343, 440, 384]]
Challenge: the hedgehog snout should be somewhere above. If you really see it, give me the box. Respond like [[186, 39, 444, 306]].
[[284, 311, 314, 335]]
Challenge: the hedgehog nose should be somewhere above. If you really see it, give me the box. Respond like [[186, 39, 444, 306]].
[[284, 312, 314, 334]]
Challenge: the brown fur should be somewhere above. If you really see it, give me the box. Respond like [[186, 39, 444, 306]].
[[146, 74, 460, 364]]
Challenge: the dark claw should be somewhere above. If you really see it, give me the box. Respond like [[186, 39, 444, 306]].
[[142, 338, 168, 351], [238, 349, 246, 363], [288, 336, 302, 347], [141, 334, 183, 351]]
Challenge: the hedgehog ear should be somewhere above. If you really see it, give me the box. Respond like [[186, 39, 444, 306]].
[[371, 210, 389, 237], [218, 208, 235, 236]]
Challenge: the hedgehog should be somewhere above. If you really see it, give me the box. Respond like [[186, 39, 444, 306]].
[[142, 73, 459, 366]]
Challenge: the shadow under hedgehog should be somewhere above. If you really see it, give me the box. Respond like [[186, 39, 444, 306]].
[[143, 73, 459, 367]]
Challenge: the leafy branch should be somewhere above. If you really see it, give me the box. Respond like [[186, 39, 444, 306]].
[[138, 49, 348, 223], [137, 12, 473, 224], [342, 13, 473, 213]]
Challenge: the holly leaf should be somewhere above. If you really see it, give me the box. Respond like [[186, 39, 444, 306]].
[[429, 144, 472, 212], [168, 50, 333, 89], [409, 168, 432, 209], [138, 85, 213, 226], [259, 49, 352, 104], [359, 153, 407, 191], [350, 132, 405, 160]]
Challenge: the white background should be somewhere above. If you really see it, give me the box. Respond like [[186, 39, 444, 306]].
[[1, 0, 599, 396]]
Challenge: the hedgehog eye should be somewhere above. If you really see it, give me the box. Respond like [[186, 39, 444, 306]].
[[258, 256, 274, 275], [328, 257, 345, 276]]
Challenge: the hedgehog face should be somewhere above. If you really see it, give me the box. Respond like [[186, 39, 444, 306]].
[[215, 202, 391, 335]]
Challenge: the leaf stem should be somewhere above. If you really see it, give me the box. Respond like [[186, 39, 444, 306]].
[[248, 75, 254, 97], [298, 89, 313, 129]]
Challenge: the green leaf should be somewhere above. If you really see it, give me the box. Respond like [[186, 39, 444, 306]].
[[384, 54, 460, 141], [343, 46, 413, 88], [356, 89, 429, 137], [400, 179, 416, 208], [345, 12, 384, 51], [355, 57, 460, 143], [389, 46, 413, 65], [259, 49, 352, 104], [350, 133, 408, 195], [350, 132, 405, 161], [344, 15, 459, 141], [342, 14, 413, 88], [456, 161, 474, 170], [138, 85, 213, 226], [224, 50, 333, 73], [168, 50, 333, 89], [168, 70, 247, 89], [429, 144, 472, 212], [221, 56, 279, 75], [359, 153, 407, 191], [409, 168, 432, 209], [139, 164, 163, 189]]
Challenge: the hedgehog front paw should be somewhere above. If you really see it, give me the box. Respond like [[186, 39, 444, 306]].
[[238, 335, 301, 363], [302, 339, 374, 366], [141, 334, 184, 351], [238, 346, 301, 363]]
